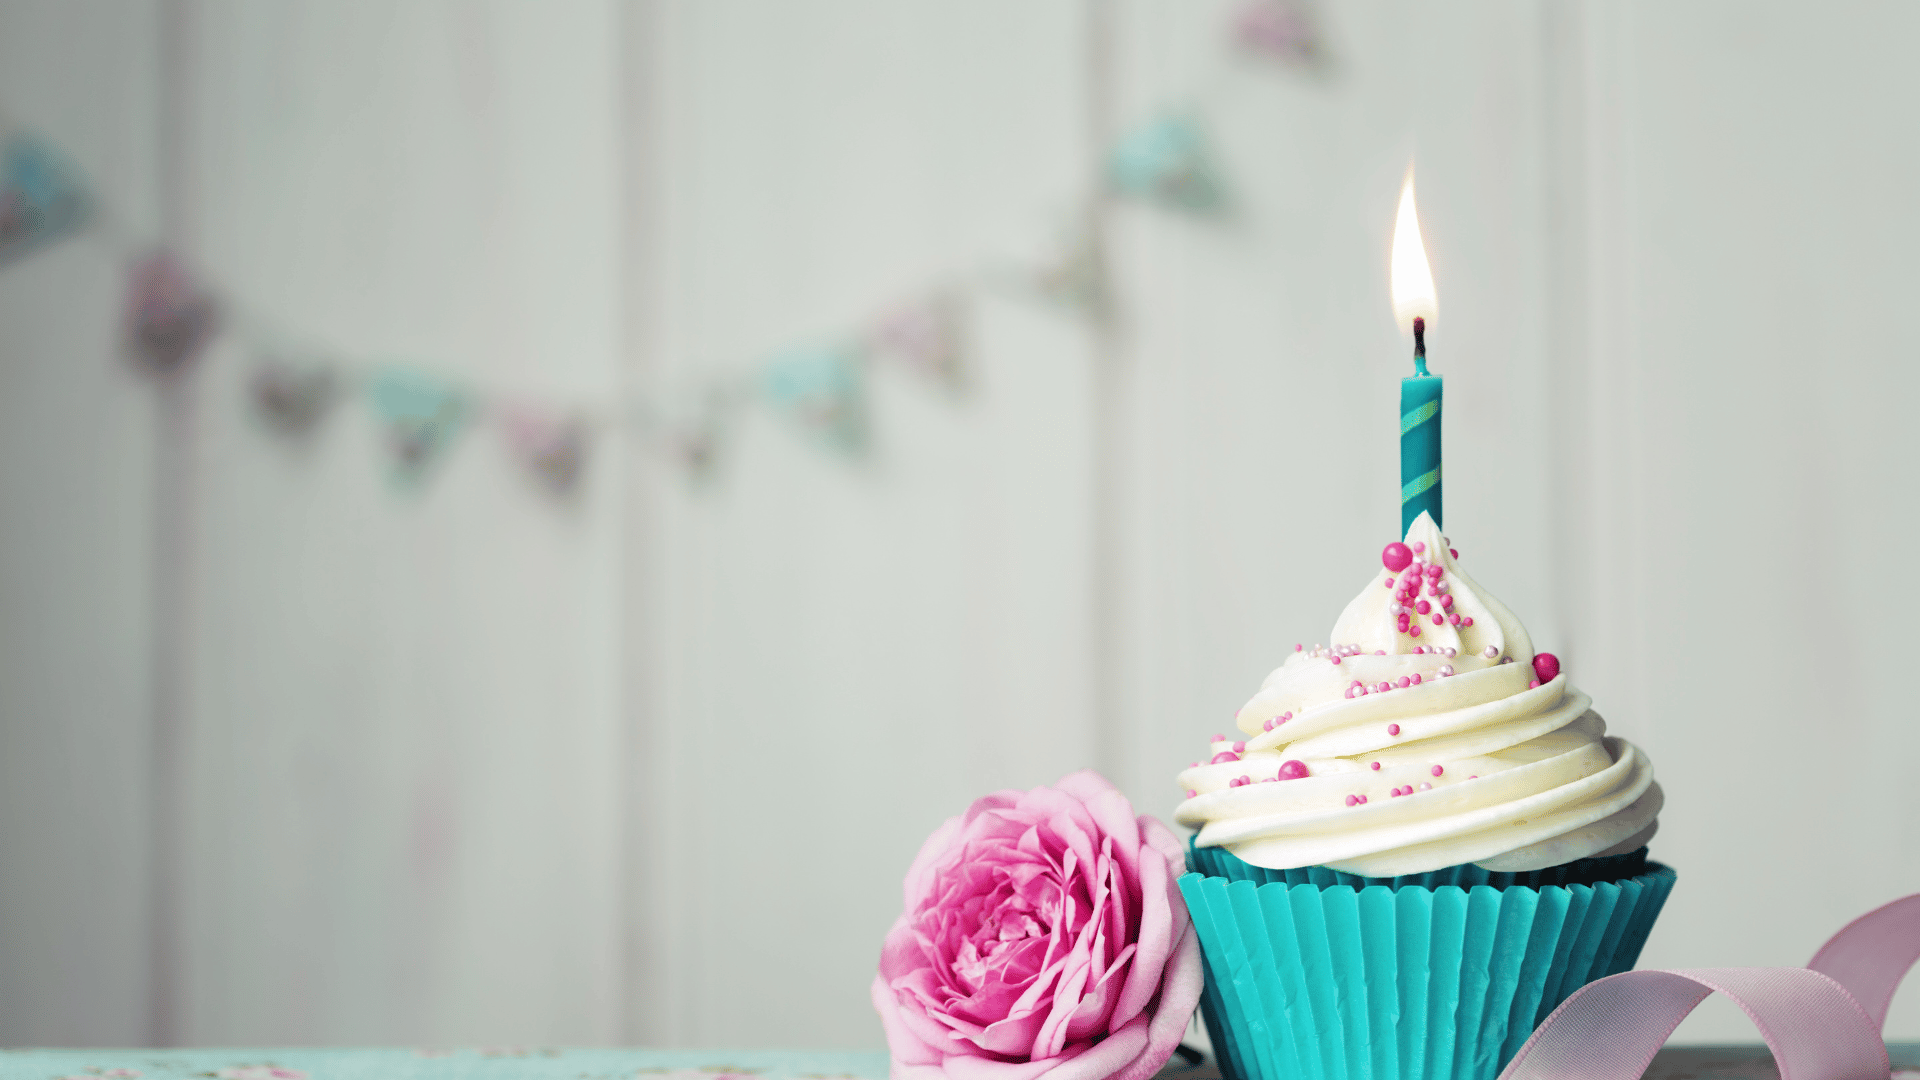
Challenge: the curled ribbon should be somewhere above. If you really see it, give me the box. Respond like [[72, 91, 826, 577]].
[[1499, 893, 1920, 1080]]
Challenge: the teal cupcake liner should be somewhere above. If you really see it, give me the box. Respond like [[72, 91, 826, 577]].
[[1178, 849, 1676, 1080]]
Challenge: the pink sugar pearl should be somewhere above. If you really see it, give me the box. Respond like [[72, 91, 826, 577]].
[[1411, 542, 1425, 553], [1431, 765, 1444, 776], [1277, 759, 1310, 780], [1382, 542, 1413, 572], [1210, 751, 1238, 764], [1387, 723, 1401, 736], [1395, 676, 1411, 688], [1371, 761, 1381, 771], [1533, 652, 1561, 683], [1345, 794, 1359, 806]]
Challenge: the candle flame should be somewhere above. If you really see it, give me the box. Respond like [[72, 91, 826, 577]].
[[1391, 169, 1437, 333]]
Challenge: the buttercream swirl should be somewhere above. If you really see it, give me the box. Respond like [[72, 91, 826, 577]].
[[1174, 512, 1661, 876]]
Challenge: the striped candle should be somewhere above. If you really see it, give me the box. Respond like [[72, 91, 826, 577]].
[[1400, 315, 1442, 534]]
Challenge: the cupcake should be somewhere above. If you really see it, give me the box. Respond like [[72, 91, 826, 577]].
[[1174, 512, 1674, 1080]]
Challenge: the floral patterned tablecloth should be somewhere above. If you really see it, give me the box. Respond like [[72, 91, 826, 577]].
[[2, 1045, 1913, 1080]]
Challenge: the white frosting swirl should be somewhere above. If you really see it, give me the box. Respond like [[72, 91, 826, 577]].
[[1174, 512, 1661, 877]]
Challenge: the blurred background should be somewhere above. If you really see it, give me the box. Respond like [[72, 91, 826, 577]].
[[2, 0, 1917, 1053]]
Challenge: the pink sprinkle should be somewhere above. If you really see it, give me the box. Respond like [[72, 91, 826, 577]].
[[1371, 761, 1381, 771], [1281, 711, 1293, 721], [1344, 794, 1359, 806], [1390, 788, 1400, 798], [1484, 645, 1499, 658], [1387, 723, 1401, 736], [1470, 775, 1478, 780], [1531, 679, 1541, 688], [1186, 789, 1198, 798], [1233, 741, 1246, 752], [1356, 686, 1369, 696], [1416, 600, 1431, 615], [1190, 761, 1199, 767], [1463, 616, 1474, 627], [1409, 624, 1421, 637], [1377, 681, 1391, 693], [1411, 542, 1425, 553], [1278, 759, 1310, 780], [1426, 564, 1442, 579], [1439, 665, 1454, 675], [1449, 548, 1457, 557], [1358, 794, 1368, 804], [1210, 751, 1238, 764], [1263, 717, 1275, 730], [1212, 733, 1225, 741], [1431, 765, 1444, 776], [1441, 594, 1454, 608], [1376, 649, 1385, 655], [1410, 673, 1422, 685], [1419, 782, 1431, 791], [1395, 676, 1411, 688], [1238, 774, 1251, 785], [1330, 655, 1342, 665], [1449, 613, 1462, 626], [1296, 643, 1304, 652]]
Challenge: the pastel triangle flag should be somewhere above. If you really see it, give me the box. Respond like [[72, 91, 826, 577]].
[[249, 354, 340, 436], [124, 250, 221, 374], [496, 401, 589, 496], [366, 365, 470, 484], [1033, 222, 1109, 319], [1233, 0, 1324, 67], [761, 344, 867, 452], [0, 129, 91, 266], [867, 292, 967, 392], [1107, 115, 1225, 213]]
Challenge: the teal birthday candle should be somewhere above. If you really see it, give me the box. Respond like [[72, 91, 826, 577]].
[[1391, 168, 1440, 535], [1401, 316, 1442, 534]]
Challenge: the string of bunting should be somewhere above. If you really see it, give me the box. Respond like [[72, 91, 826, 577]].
[[0, 0, 1321, 500]]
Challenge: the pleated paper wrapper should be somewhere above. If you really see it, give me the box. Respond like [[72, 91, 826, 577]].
[[1179, 844, 1677, 1080]]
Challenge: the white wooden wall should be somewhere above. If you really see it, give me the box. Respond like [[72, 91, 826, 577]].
[[0, 0, 1915, 1051]]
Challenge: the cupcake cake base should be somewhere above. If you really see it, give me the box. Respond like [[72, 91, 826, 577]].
[[1179, 844, 1676, 1080]]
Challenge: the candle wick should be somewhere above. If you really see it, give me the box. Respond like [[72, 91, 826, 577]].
[[1412, 316, 1429, 376]]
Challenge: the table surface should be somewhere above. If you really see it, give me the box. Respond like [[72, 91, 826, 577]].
[[1, 1045, 1914, 1080]]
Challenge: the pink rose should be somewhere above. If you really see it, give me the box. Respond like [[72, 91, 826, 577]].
[[873, 771, 1203, 1080]]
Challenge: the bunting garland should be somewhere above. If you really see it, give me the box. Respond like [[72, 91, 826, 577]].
[[0, 4, 1326, 503]]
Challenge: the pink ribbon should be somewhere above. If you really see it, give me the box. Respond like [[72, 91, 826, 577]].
[[1498, 894, 1920, 1080]]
